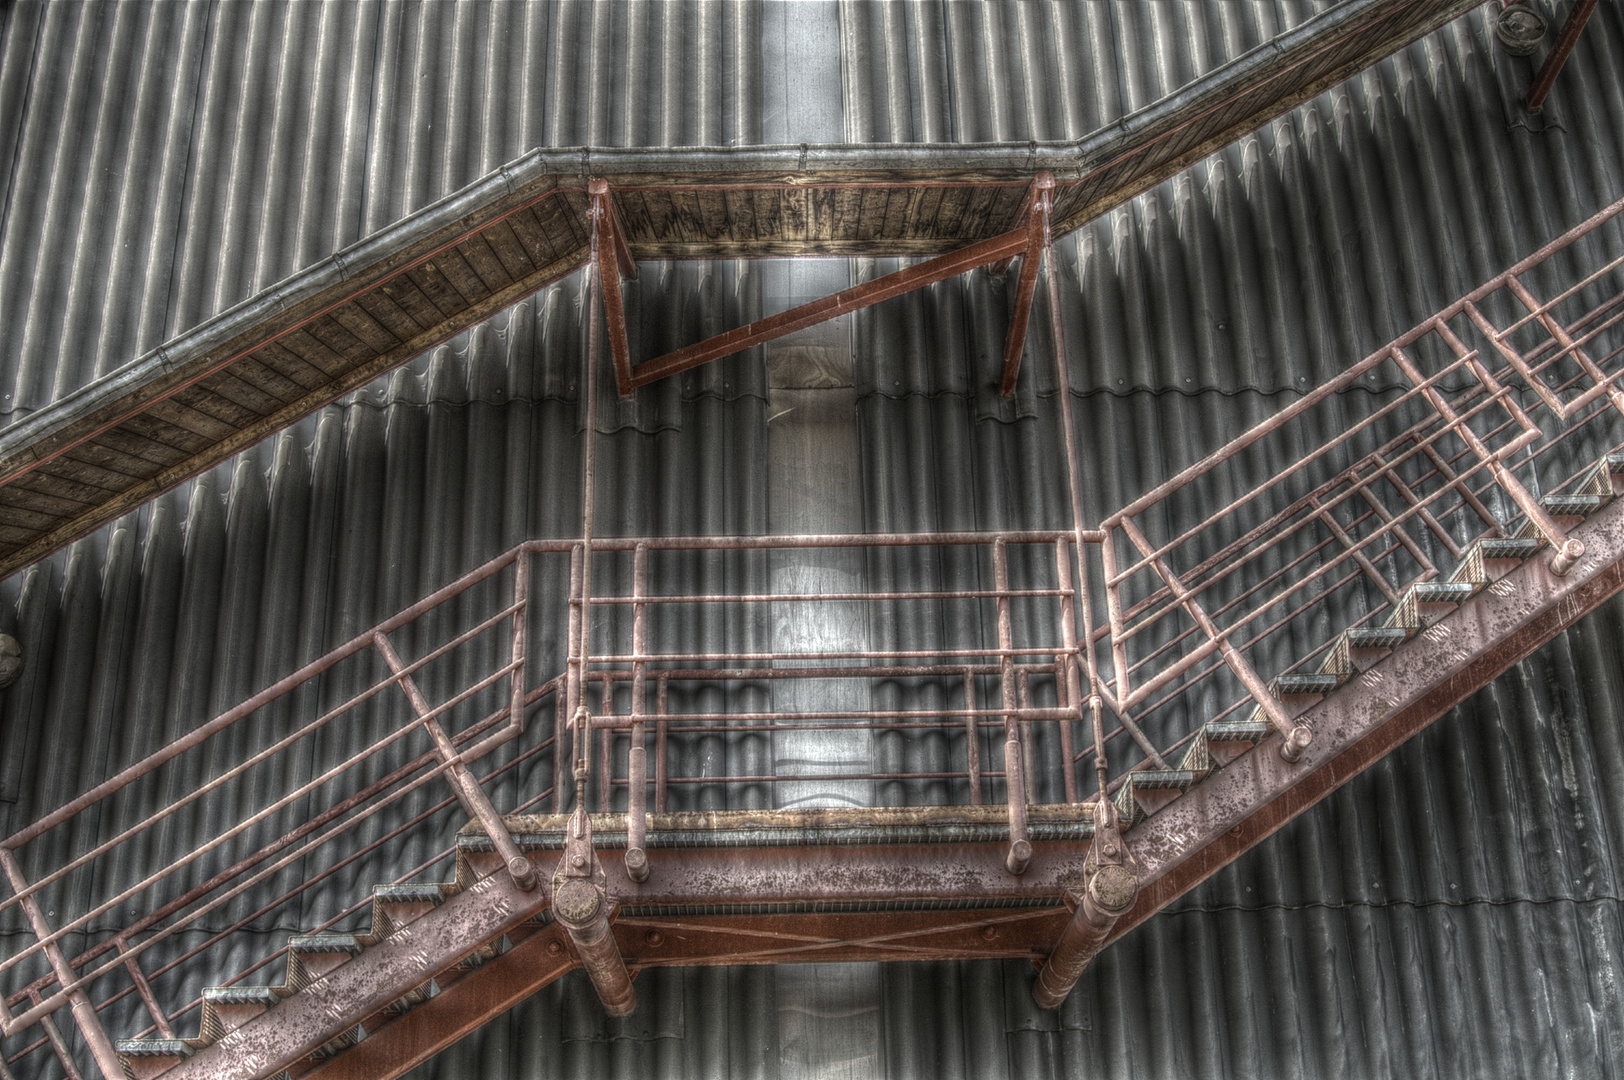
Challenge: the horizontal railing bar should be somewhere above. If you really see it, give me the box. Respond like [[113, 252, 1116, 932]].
[[583, 588, 1072, 605], [0, 600, 525, 916], [0, 654, 524, 975], [591, 707, 1075, 728]]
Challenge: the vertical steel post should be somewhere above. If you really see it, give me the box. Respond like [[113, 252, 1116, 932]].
[[995, 538, 1030, 874], [1054, 538, 1081, 803], [509, 553, 529, 735], [963, 670, 983, 806], [1039, 187, 1111, 805], [655, 674, 670, 813]]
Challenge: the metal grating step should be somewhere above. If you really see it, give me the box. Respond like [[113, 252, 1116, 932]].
[[1274, 673, 1345, 695], [1412, 581, 1480, 604], [1205, 719, 1273, 744], [1345, 626, 1412, 649], [1542, 493, 1604, 515], [1476, 537, 1544, 560]]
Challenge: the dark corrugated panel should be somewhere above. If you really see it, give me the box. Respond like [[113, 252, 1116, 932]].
[[0, 0, 761, 424], [4, 2, 1624, 1078]]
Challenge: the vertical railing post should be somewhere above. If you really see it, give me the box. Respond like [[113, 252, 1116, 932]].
[[0, 849, 122, 1080], [995, 538, 1030, 874], [116, 941, 176, 1040], [1054, 538, 1081, 804], [373, 633, 537, 891], [509, 551, 529, 734], [655, 674, 670, 814], [626, 544, 651, 881], [553, 691, 569, 814], [564, 543, 584, 763], [963, 670, 982, 806], [598, 677, 614, 813]]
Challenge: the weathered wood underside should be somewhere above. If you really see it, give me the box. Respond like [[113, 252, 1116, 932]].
[[0, 0, 1479, 579]]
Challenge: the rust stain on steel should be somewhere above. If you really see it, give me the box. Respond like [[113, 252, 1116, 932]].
[[158, 871, 550, 1080], [1110, 495, 1624, 947], [297, 925, 574, 1080], [1526, 0, 1600, 113]]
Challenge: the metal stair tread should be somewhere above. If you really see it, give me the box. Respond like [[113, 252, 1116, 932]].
[[202, 985, 283, 1006], [115, 1039, 195, 1057], [1345, 626, 1411, 648], [1205, 719, 1273, 742], [375, 883, 448, 904], [1274, 673, 1344, 694], [1124, 768, 1198, 791], [1475, 537, 1544, 559], [288, 933, 365, 955], [1411, 581, 1479, 602], [1541, 493, 1604, 513]]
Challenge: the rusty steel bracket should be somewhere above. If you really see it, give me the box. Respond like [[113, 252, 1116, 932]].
[[998, 173, 1054, 397], [1526, 0, 1599, 114], [1033, 797, 1139, 1009], [589, 180, 638, 397]]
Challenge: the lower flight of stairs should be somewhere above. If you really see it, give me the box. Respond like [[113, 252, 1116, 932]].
[[1110, 454, 1622, 828], [113, 453, 1624, 1080]]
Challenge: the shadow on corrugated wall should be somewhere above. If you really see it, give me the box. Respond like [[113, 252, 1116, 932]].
[[3, 2, 1624, 1077]]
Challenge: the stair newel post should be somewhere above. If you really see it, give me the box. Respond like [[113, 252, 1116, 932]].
[[1031, 791, 1140, 1009], [373, 633, 537, 892], [1389, 345, 1585, 575], [552, 706, 638, 1017], [625, 543, 651, 882], [994, 538, 1031, 874], [0, 848, 123, 1080]]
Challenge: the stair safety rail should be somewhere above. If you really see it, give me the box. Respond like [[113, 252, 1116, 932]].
[[2, 192, 1622, 1077]]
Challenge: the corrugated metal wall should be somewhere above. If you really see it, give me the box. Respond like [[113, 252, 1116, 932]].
[[4, 2, 1624, 1077]]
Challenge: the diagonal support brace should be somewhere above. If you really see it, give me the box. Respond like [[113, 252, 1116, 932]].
[[624, 219, 1032, 390]]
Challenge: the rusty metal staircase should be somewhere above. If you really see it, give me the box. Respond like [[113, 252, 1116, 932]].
[[6, 191, 1624, 1079]]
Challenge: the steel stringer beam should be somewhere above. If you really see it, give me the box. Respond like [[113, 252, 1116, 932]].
[[1104, 491, 1624, 955]]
